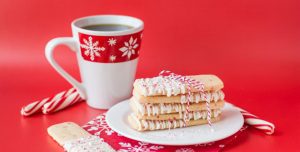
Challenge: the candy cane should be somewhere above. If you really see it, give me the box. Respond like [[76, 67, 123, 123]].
[[20, 88, 76, 116], [234, 106, 275, 135], [42, 90, 82, 114]]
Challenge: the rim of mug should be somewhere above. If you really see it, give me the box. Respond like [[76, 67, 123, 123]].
[[71, 15, 144, 36]]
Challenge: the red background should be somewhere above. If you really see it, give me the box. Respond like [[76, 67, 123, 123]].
[[0, 0, 299, 151]]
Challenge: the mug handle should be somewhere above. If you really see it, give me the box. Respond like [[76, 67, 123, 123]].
[[45, 37, 87, 99]]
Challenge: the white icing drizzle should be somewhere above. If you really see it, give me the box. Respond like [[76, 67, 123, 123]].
[[146, 105, 151, 116], [63, 136, 115, 152], [132, 91, 224, 116], [149, 120, 155, 130], [133, 109, 222, 130], [173, 120, 177, 129], [141, 120, 148, 129], [135, 76, 187, 97], [180, 90, 224, 104], [180, 95, 186, 103], [156, 121, 160, 130], [140, 119, 186, 130]]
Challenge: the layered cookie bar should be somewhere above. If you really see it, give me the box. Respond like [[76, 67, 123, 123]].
[[128, 75, 225, 131]]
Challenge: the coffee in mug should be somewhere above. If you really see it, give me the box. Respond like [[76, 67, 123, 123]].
[[82, 24, 134, 31]]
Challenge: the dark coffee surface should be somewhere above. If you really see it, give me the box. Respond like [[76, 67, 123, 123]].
[[82, 24, 133, 31]]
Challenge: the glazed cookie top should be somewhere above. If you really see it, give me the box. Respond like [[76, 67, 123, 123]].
[[133, 75, 224, 97]]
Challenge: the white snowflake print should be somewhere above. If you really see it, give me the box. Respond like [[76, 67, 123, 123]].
[[175, 148, 195, 152], [119, 36, 139, 59], [82, 114, 115, 136], [80, 36, 105, 61], [195, 142, 215, 147], [108, 38, 117, 46], [118, 142, 164, 152], [219, 144, 225, 148], [109, 55, 116, 62]]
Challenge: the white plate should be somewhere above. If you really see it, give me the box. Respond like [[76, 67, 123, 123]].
[[106, 100, 244, 146]]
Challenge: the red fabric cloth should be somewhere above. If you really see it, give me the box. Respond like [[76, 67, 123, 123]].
[[82, 113, 248, 152]]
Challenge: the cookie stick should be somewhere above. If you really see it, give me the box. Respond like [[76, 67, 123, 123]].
[[135, 109, 222, 121], [47, 122, 115, 152], [134, 74, 224, 97], [128, 113, 221, 131], [132, 89, 225, 104], [130, 98, 225, 116]]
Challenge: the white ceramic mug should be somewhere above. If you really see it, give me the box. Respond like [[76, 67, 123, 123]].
[[45, 15, 144, 109]]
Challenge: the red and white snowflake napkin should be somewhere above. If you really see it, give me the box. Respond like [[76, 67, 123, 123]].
[[82, 113, 248, 152]]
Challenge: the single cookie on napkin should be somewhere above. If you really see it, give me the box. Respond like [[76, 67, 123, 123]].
[[47, 122, 115, 152]]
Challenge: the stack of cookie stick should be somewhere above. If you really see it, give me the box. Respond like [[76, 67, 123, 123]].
[[128, 75, 225, 131]]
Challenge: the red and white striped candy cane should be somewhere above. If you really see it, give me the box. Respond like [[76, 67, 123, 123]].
[[20, 88, 76, 116], [234, 106, 275, 135], [42, 90, 82, 114], [159, 70, 212, 127]]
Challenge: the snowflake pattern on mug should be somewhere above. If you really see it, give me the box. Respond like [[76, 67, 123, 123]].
[[109, 55, 116, 62], [119, 36, 139, 59], [108, 38, 117, 46], [79, 31, 142, 63], [80, 36, 105, 61]]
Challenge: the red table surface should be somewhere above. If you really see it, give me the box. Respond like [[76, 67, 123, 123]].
[[0, 0, 299, 151]]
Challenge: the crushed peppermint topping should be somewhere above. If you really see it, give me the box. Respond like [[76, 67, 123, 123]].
[[135, 76, 187, 97]]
